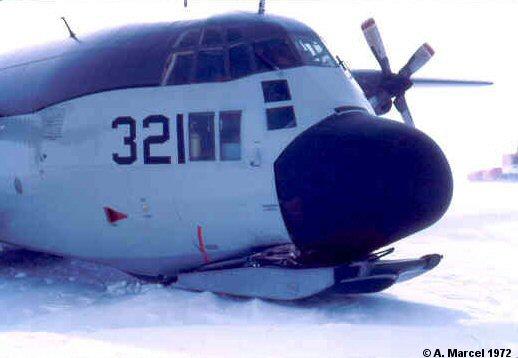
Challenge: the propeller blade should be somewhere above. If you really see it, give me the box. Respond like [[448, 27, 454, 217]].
[[394, 95, 414, 127], [361, 18, 392, 75], [399, 43, 435, 78], [411, 78, 493, 86]]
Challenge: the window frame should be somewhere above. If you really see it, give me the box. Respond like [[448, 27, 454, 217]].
[[162, 51, 196, 86], [193, 26, 231, 83], [174, 28, 202, 50]]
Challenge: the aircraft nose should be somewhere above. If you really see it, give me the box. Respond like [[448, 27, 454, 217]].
[[274, 110, 453, 263]]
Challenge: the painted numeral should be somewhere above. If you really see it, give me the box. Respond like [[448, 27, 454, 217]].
[[143, 115, 171, 164], [112, 116, 137, 165]]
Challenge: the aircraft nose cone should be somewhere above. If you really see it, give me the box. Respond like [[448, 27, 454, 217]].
[[274, 110, 453, 263]]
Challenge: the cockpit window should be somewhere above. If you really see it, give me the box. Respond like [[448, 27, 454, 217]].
[[168, 52, 194, 85], [227, 27, 244, 43], [294, 36, 337, 67], [175, 29, 201, 48], [202, 28, 224, 47], [163, 30, 313, 85], [254, 38, 299, 71], [229, 44, 253, 79], [196, 49, 226, 82]]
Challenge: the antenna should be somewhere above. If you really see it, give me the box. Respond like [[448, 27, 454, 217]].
[[61, 17, 79, 42], [258, 0, 265, 15], [336, 55, 346, 71]]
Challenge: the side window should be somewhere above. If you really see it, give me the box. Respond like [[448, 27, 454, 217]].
[[262, 80, 291, 102], [229, 44, 253, 79], [254, 38, 299, 71], [196, 49, 226, 83], [168, 53, 194, 85], [219, 111, 241, 161], [266, 106, 297, 130], [189, 112, 215, 161]]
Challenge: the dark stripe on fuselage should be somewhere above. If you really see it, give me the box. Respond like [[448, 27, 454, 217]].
[[176, 114, 186, 164], [0, 12, 314, 117]]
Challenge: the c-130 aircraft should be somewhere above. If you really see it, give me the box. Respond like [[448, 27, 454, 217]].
[[0, 1, 490, 300]]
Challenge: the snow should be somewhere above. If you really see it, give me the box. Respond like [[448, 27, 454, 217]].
[[1, 181, 517, 357]]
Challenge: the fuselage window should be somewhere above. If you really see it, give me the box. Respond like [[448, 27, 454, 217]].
[[168, 52, 194, 85], [229, 44, 253, 79], [196, 49, 226, 83], [266, 106, 297, 130], [295, 36, 337, 67], [202, 28, 224, 47], [176, 29, 201, 48], [254, 38, 299, 71], [262, 80, 291, 103], [219, 111, 242, 161], [189, 112, 215, 161]]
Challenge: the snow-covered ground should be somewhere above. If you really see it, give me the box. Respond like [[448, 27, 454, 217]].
[[1, 181, 517, 357]]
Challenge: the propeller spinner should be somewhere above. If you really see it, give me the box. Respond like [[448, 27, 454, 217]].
[[361, 18, 435, 127]]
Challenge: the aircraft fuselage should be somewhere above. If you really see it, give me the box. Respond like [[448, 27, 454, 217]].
[[0, 12, 452, 280]]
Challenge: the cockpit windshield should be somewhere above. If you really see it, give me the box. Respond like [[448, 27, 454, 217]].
[[254, 38, 299, 70], [294, 35, 337, 67], [162, 26, 338, 85]]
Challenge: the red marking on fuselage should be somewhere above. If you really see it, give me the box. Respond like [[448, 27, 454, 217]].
[[103, 207, 128, 224], [197, 225, 210, 264]]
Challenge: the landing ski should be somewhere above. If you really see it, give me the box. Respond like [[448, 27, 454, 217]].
[[172, 245, 442, 300]]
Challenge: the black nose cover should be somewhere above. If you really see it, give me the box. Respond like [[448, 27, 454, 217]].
[[274, 111, 453, 262]]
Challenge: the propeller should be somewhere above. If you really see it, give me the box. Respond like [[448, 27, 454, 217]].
[[361, 18, 392, 76], [360, 18, 435, 127]]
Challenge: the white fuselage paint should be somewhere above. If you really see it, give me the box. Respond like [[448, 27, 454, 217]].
[[0, 65, 372, 277]]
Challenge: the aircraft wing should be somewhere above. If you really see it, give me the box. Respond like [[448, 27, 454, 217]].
[[411, 77, 493, 86]]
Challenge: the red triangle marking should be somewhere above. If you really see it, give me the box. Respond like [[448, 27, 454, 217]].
[[103, 206, 128, 224]]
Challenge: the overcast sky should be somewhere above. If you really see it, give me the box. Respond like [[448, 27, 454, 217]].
[[0, 0, 515, 177]]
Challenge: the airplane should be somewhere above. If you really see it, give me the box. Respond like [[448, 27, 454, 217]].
[[0, 2, 491, 300]]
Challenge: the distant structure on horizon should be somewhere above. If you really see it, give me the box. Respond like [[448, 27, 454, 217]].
[[468, 148, 518, 182]]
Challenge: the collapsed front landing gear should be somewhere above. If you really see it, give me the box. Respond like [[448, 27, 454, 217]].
[[170, 245, 442, 300]]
